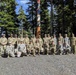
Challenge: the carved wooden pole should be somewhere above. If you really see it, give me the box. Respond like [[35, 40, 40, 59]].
[[36, 0, 41, 38]]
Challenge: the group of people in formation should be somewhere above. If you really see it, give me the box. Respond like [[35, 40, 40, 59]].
[[0, 33, 76, 58]]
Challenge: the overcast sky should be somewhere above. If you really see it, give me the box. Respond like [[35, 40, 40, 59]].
[[15, 0, 29, 14]]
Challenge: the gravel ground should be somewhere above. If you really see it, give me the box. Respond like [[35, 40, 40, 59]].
[[0, 54, 76, 75]]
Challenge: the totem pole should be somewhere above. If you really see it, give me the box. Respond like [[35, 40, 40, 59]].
[[36, 0, 41, 38]]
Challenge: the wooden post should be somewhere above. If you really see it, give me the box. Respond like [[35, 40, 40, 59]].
[[36, 0, 41, 38]]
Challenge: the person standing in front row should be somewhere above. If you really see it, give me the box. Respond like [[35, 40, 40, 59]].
[[24, 34, 29, 53], [38, 35, 44, 54], [53, 34, 57, 54], [58, 33, 64, 45], [0, 34, 7, 56], [64, 34, 70, 46], [8, 34, 15, 45], [71, 33, 76, 54]]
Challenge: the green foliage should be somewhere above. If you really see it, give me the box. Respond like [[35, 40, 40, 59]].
[[26, 0, 37, 34], [53, 0, 75, 35], [0, 0, 17, 34], [17, 6, 31, 36], [17, 6, 26, 21], [27, 0, 51, 36], [41, 0, 51, 36]]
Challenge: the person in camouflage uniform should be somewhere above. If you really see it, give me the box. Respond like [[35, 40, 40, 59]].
[[38, 35, 44, 54], [47, 34, 51, 43], [6, 43, 15, 57], [16, 40, 27, 57], [24, 34, 29, 53], [34, 39, 40, 55], [58, 33, 64, 45], [31, 35, 36, 46], [71, 33, 76, 54], [49, 40, 56, 54], [7, 34, 15, 57], [8, 34, 15, 45], [53, 34, 57, 54], [64, 34, 70, 46], [63, 42, 71, 55], [43, 34, 49, 55], [24, 34, 29, 45], [27, 40, 35, 56], [18, 35, 25, 44], [43, 34, 47, 44], [0, 34, 7, 56], [56, 41, 63, 55], [49, 36, 54, 54]]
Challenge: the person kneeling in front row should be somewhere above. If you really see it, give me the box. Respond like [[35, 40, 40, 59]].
[[16, 40, 27, 57]]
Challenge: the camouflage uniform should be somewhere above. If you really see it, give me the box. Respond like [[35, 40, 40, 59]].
[[38, 35, 44, 54], [6, 44, 15, 57], [64, 34, 70, 46], [8, 37, 15, 45], [43, 38, 49, 55], [47, 34, 51, 43], [31, 35, 36, 46], [63, 43, 71, 55], [27, 40, 35, 56], [24, 35, 29, 53], [7, 35, 15, 57], [53, 35, 57, 53], [43, 34, 49, 55], [0, 35, 7, 56], [17, 40, 27, 57], [71, 34, 76, 54], [58, 36, 64, 45], [24, 34, 29, 45], [57, 41, 63, 55], [58, 33, 64, 43], [34, 40, 40, 55], [18, 37, 25, 44], [49, 41, 56, 54]]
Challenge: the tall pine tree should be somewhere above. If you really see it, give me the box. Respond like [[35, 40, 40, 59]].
[[17, 6, 31, 36], [27, 0, 51, 36], [41, 0, 51, 36], [26, 0, 37, 34], [0, 0, 17, 34], [53, 0, 75, 36]]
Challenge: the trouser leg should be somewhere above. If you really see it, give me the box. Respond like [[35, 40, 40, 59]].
[[9, 51, 15, 57], [22, 49, 27, 56], [37, 48, 40, 55], [17, 52, 22, 57], [32, 49, 35, 56], [71, 45, 75, 54], [0, 46, 6, 56], [27, 49, 31, 56]]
